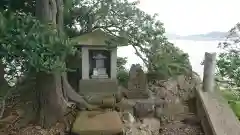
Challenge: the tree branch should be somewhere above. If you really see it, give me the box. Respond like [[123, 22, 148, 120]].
[[49, 0, 57, 25], [56, 0, 64, 33], [132, 45, 149, 67]]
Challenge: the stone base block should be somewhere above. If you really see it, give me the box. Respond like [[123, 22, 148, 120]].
[[72, 111, 123, 135], [133, 101, 155, 119], [122, 90, 149, 99], [91, 75, 109, 79], [79, 79, 118, 94]]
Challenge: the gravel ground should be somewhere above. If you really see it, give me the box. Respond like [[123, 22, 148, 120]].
[[160, 121, 204, 135]]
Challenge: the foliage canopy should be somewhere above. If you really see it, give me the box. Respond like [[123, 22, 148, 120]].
[[117, 57, 129, 87], [146, 42, 191, 79], [0, 12, 75, 81], [0, 0, 193, 82], [217, 23, 240, 87]]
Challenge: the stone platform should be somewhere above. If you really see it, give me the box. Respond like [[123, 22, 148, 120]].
[[78, 79, 119, 107], [79, 79, 118, 94], [72, 111, 123, 135]]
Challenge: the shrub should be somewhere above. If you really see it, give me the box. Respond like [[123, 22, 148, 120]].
[[117, 69, 129, 88]]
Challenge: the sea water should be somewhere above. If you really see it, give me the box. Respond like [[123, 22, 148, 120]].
[[117, 40, 222, 79]]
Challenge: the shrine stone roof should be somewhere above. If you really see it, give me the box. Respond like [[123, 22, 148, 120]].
[[71, 29, 127, 47]]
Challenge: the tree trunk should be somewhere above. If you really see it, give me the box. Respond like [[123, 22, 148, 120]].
[[0, 59, 8, 117], [56, 0, 64, 33], [0, 58, 9, 91], [35, 0, 94, 128], [0, 60, 7, 86], [35, 0, 67, 128], [36, 72, 67, 128]]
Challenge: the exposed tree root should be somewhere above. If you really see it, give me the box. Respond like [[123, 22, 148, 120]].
[[61, 72, 98, 110]]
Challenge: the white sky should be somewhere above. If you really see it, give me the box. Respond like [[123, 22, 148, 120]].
[[138, 0, 240, 36], [119, 0, 240, 77]]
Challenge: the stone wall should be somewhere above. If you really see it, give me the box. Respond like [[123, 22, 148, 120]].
[[118, 73, 205, 135], [151, 73, 240, 135], [196, 89, 240, 135], [196, 92, 214, 135], [149, 73, 201, 124]]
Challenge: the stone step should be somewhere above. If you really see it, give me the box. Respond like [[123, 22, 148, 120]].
[[72, 111, 123, 135]]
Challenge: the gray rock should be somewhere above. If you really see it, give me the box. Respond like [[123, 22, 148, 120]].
[[122, 112, 135, 124], [142, 118, 160, 135], [124, 124, 152, 135], [128, 64, 147, 91], [124, 118, 160, 135], [133, 101, 155, 120], [154, 102, 186, 124], [152, 73, 201, 102]]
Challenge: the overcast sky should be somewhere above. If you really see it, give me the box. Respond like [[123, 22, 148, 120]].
[[138, 0, 240, 36]]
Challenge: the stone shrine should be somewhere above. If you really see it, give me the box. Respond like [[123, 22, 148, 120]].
[[71, 29, 126, 96]]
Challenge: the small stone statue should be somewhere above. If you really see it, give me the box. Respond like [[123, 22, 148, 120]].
[[128, 64, 147, 91]]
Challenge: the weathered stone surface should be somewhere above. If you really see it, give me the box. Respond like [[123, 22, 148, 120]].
[[116, 98, 135, 114], [154, 107, 163, 119], [124, 124, 152, 135], [83, 94, 117, 108], [160, 121, 204, 135], [177, 75, 187, 90], [197, 90, 240, 135], [72, 111, 123, 135], [122, 112, 135, 124], [120, 73, 203, 135], [133, 101, 155, 120], [79, 79, 118, 94], [123, 118, 160, 135], [155, 102, 186, 124], [123, 90, 150, 99], [124, 64, 149, 99], [142, 118, 160, 135], [128, 64, 147, 91], [151, 73, 201, 103], [148, 73, 202, 123]]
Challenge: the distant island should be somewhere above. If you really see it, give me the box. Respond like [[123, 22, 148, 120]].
[[165, 31, 227, 41]]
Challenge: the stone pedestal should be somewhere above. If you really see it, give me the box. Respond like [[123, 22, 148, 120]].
[[91, 68, 109, 79], [72, 111, 123, 135], [79, 79, 118, 94]]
